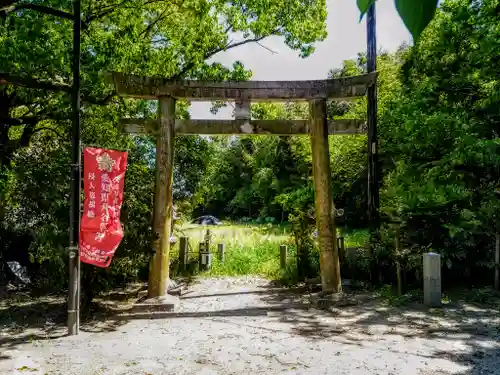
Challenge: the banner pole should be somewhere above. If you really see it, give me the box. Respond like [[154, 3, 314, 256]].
[[366, 2, 380, 284], [68, 0, 81, 336]]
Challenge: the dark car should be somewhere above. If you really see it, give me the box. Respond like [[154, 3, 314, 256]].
[[191, 215, 222, 225]]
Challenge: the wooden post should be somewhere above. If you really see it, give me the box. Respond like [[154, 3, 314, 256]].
[[198, 242, 205, 270], [337, 235, 345, 264], [179, 237, 188, 271], [148, 96, 175, 298], [495, 233, 499, 290], [423, 253, 441, 307], [395, 232, 403, 297], [280, 245, 288, 269], [205, 229, 211, 252], [217, 243, 225, 263], [309, 99, 342, 293]]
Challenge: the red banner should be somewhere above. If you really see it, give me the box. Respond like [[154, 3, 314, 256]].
[[80, 147, 128, 267]]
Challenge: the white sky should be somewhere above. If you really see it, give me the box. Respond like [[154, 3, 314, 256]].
[[189, 0, 410, 119]]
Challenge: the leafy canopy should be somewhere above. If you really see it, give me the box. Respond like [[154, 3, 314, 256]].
[[0, 0, 329, 299]]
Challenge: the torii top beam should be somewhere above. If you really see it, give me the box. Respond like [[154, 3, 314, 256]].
[[108, 71, 377, 101]]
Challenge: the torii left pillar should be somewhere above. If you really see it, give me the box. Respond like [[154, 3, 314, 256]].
[[149, 96, 175, 298]]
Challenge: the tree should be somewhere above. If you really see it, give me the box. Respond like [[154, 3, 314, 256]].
[[0, 0, 330, 301], [0, 0, 328, 171], [0, 0, 440, 43], [378, 0, 500, 286]]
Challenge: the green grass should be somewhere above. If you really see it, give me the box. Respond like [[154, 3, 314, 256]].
[[375, 284, 500, 311], [175, 222, 291, 278], [444, 286, 500, 310], [342, 228, 369, 248], [173, 222, 368, 280], [375, 284, 423, 306]]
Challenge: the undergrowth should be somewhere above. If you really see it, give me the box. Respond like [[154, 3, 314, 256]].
[[376, 284, 423, 306], [376, 284, 500, 310]]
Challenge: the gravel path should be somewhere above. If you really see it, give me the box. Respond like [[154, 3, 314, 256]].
[[1, 277, 499, 375]]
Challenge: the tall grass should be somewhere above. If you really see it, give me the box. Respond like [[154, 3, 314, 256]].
[[172, 222, 368, 280], [342, 228, 369, 248]]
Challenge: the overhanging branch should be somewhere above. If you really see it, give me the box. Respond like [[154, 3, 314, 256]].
[[82, 0, 132, 30], [176, 29, 280, 78], [205, 29, 280, 61], [32, 126, 63, 138], [0, 0, 17, 9], [1, 112, 70, 125], [222, 31, 278, 54], [0, 72, 117, 105], [0, 73, 72, 93], [0, 3, 74, 20], [1, 29, 281, 106], [0, 117, 36, 126], [81, 91, 118, 105]]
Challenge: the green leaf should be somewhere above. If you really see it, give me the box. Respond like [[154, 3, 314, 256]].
[[357, 0, 375, 21], [395, 0, 439, 41]]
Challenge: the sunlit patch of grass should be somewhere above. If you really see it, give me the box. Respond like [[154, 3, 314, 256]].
[[174, 222, 291, 278], [172, 222, 368, 279], [206, 242, 281, 277], [342, 228, 369, 248]]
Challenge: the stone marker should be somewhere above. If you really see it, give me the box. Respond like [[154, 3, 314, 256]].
[[423, 252, 441, 307], [199, 242, 213, 271]]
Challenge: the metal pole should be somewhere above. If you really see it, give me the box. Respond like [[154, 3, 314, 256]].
[[367, 3, 379, 282], [367, 5, 379, 234], [495, 233, 499, 290], [68, 0, 81, 336]]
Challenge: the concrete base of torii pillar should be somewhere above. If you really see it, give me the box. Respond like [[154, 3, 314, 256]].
[[132, 294, 180, 313], [132, 279, 181, 313], [130, 278, 184, 314]]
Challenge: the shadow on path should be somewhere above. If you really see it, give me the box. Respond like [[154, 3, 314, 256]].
[[1, 280, 499, 374]]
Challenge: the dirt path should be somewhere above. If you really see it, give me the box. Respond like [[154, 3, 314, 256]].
[[1, 277, 499, 375]]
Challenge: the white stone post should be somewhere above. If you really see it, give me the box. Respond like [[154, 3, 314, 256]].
[[423, 253, 441, 307]]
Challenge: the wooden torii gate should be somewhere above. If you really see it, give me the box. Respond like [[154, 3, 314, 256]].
[[108, 71, 377, 297]]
